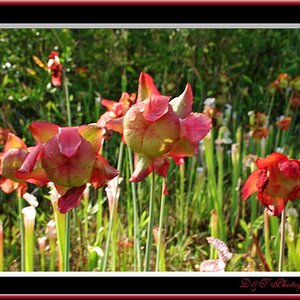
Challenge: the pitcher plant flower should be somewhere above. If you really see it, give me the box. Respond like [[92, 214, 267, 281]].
[[107, 72, 211, 184], [242, 152, 300, 216], [0, 133, 47, 196], [17, 122, 119, 214], [48, 51, 62, 87]]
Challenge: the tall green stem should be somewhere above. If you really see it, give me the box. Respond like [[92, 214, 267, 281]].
[[279, 209, 286, 272], [102, 142, 124, 271], [156, 180, 166, 271], [144, 172, 155, 271], [127, 147, 142, 271], [63, 71, 72, 272], [18, 196, 25, 271]]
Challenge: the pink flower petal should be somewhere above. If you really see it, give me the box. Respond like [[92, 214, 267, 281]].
[[181, 113, 211, 144], [58, 185, 86, 214], [169, 83, 193, 119], [30, 121, 59, 143], [58, 127, 82, 158], [143, 95, 170, 122], [137, 72, 160, 102]]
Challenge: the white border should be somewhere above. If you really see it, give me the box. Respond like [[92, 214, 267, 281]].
[[0, 24, 299, 281]]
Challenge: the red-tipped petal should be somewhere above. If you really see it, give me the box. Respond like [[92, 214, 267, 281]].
[[30, 121, 59, 143], [4, 133, 27, 152], [78, 123, 103, 153], [90, 155, 119, 189], [137, 72, 160, 102], [101, 99, 116, 111], [256, 152, 287, 169], [242, 169, 260, 200], [58, 185, 86, 214], [17, 143, 42, 175], [58, 127, 82, 158], [181, 113, 211, 143], [169, 83, 193, 119], [129, 154, 153, 182], [153, 157, 170, 178], [106, 117, 124, 135], [143, 95, 170, 122]]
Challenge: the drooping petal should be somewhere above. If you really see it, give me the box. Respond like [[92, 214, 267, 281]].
[[4, 133, 27, 152], [78, 123, 103, 153], [129, 154, 153, 182], [258, 192, 288, 216], [180, 113, 211, 144], [169, 83, 193, 119], [58, 185, 86, 214], [242, 169, 260, 200], [256, 152, 287, 169], [153, 157, 170, 178], [17, 143, 42, 174], [137, 72, 160, 102], [30, 121, 59, 143], [90, 155, 119, 189], [106, 117, 124, 135], [58, 127, 82, 158], [167, 113, 211, 158], [143, 95, 170, 122]]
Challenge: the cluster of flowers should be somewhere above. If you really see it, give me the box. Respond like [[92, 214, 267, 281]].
[[0, 67, 212, 213]]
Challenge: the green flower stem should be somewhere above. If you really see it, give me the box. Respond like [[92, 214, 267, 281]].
[[179, 164, 185, 233], [279, 208, 286, 272], [64, 212, 71, 272], [22, 206, 36, 272], [127, 147, 142, 271], [53, 207, 66, 271], [156, 180, 166, 272], [144, 172, 155, 271], [49, 237, 56, 271], [18, 196, 25, 271], [102, 141, 124, 271], [63, 70, 72, 272], [0, 221, 3, 271], [264, 209, 273, 271]]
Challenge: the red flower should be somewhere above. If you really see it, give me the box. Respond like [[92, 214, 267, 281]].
[[48, 51, 62, 87], [291, 96, 300, 109], [276, 117, 291, 131], [17, 122, 119, 214], [242, 152, 300, 216], [0, 133, 47, 196], [97, 92, 136, 130], [107, 72, 211, 184]]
